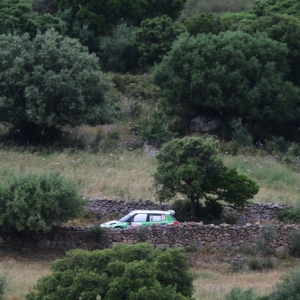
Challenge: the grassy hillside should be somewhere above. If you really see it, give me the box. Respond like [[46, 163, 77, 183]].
[[1, 128, 299, 206]]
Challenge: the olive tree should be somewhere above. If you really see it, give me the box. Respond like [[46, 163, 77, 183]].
[[0, 29, 115, 142], [153, 136, 259, 219], [152, 31, 300, 139]]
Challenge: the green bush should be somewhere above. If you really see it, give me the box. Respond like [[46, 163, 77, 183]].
[[25, 243, 194, 300], [231, 118, 253, 147], [270, 267, 300, 300], [225, 287, 258, 300], [0, 172, 85, 233], [99, 23, 137, 73], [287, 230, 300, 256], [247, 257, 263, 271], [139, 110, 175, 147], [0, 275, 7, 300], [277, 208, 300, 224], [256, 226, 277, 256], [247, 257, 275, 271]]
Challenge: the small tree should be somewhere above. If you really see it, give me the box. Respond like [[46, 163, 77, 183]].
[[153, 136, 259, 220], [26, 243, 194, 300], [0, 172, 85, 233]]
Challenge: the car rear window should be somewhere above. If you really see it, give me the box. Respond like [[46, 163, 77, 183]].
[[149, 214, 163, 221]]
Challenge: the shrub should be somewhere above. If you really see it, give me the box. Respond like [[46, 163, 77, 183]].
[[256, 226, 277, 256], [225, 287, 258, 300], [277, 208, 300, 224], [247, 257, 275, 271], [0, 172, 85, 233], [270, 267, 300, 300], [0, 275, 7, 300], [139, 110, 175, 147], [25, 243, 194, 300], [247, 257, 263, 271], [230, 260, 244, 272], [231, 118, 253, 147], [287, 230, 300, 256]]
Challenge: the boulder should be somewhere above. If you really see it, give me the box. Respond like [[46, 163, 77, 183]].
[[190, 115, 222, 133]]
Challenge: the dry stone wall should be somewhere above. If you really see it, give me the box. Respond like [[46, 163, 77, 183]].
[[0, 223, 297, 251], [89, 198, 171, 219], [89, 198, 290, 225], [0, 199, 295, 251]]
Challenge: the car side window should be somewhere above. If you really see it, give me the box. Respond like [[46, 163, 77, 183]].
[[149, 214, 162, 222], [132, 214, 147, 222]]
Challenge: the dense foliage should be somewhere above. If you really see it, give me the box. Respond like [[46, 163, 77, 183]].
[[154, 136, 259, 219], [26, 243, 194, 300], [0, 172, 85, 233], [135, 15, 184, 70], [0, 0, 66, 36], [56, 0, 186, 35], [0, 29, 114, 142], [152, 31, 300, 139]]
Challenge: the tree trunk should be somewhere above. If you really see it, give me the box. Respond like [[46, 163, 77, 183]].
[[190, 197, 197, 221]]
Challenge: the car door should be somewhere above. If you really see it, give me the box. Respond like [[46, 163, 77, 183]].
[[130, 213, 148, 227]]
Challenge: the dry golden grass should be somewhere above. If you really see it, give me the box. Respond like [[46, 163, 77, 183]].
[[191, 252, 299, 300], [0, 249, 65, 300], [0, 147, 156, 201], [0, 260, 50, 300]]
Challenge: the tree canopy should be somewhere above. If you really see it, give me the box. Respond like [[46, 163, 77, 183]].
[[153, 136, 259, 219], [152, 31, 300, 138], [0, 29, 115, 142], [26, 243, 194, 300], [56, 0, 186, 35], [135, 15, 184, 70], [253, 0, 300, 18], [0, 0, 66, 36]]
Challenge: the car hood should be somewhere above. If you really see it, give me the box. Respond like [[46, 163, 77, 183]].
[[100, 220, 119, 227]]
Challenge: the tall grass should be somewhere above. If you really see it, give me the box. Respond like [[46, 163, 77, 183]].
[[223, 155, 300, 205], [0, 146, 156, 201], [1, 137, 300, 205]]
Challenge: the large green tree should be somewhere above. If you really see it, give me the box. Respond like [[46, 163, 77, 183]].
[[152, 31, 300, 139], [56, 0, 186, 35], [153, 137, 259, 219], [0, 29, 115, 142], [26, 243, 194, 300]]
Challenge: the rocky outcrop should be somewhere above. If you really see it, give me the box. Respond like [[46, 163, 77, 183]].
[[190, 115, 222, 133]]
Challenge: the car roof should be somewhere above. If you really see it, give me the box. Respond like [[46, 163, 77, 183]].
[[129, 210, 175, 215]]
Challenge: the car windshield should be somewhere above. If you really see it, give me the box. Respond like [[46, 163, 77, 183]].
[[119, 213, 134, 222]]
